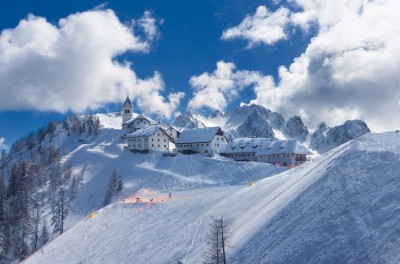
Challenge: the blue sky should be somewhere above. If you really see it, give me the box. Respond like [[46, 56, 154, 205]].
[[1, 0, 399, 149]]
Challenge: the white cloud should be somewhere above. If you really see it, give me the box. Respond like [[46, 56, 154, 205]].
[[0, 9, 180, 118], [224, 0, 400, 132], [188, 61, 272, 111], [221, 6, 291, 47], [0, 137, 7, 150]]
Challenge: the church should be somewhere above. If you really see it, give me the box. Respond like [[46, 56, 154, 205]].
[[121, 95, 175, 152]]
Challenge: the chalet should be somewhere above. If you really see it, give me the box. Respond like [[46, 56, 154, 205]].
[[126, 126, 173, 153], [256, 139, 312, 166], [175, 127, 227, 156], [219, 138, 274, 162], [122, 113, 158, 133]]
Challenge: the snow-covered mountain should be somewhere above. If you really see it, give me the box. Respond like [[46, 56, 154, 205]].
[[173, 104, 370, 153], [310, 120, 371, 153], [24, 127, 400, 264], [172, 110, 206, 130]]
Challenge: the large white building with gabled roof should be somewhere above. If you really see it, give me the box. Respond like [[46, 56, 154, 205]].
[[219, 138, 274, 162], [126, 126, 173, 152], [220, 138, 312, 166], [175, 127, 227, 156]]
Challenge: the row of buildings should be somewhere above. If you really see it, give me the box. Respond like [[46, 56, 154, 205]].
[[121, 96, 311, 166]]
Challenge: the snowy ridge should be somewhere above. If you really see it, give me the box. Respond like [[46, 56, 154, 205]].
[[25, 131, 400, 263], [173, 104, 370, 153]]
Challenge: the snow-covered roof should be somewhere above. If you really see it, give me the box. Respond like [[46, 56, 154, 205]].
[[220, 138, 312, 155], [126, 126, 165, 138], [123, 113, 158, 125], [219, 138, 274, 154], [257, 139, 312, 155], [123, 96, 132, 106], [175, 127, 224, 144]]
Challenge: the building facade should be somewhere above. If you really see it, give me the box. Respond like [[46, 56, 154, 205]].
[[219, 138, 274, 162], [165, 127, 180, 142], [220, 138, 312, 166], [126, 126, 173, 152], [175, 127, 227, 156]]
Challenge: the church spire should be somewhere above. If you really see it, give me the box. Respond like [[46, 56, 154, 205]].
[[123, 94, 132, 106]]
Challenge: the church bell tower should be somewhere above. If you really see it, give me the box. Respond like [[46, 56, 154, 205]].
[[122, 95, 133, 123]]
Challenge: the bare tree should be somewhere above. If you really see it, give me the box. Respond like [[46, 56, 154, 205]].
[[203, 216, 232, 264]]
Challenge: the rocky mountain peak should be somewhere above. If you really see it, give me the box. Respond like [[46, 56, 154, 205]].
[[283, 115, 308, 142]]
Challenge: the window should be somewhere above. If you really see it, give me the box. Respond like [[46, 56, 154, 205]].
[[201, 143, 204, 146], [158, 145, 160, 147], [158, 139, 160, 142], [205, 150, 208, 153], [197, 144, 199, 146], [206, 143, 209, 146], [152, 144, 154, 147], [164, 145, 166, 148], [152, 138, 154, 141], [164, 139, 166, 142]]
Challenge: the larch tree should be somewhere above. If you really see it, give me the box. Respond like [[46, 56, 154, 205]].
[[203, 217, 232, 264], [51, 187, 71, 235]]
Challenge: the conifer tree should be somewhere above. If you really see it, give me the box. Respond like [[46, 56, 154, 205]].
[[105, 169, 123, 204], [203, 217, 232, 264], [51, 187, 71, 235], [39, 218, 49, 247], [30, 202, 41, 252], [0, 172, 7, 261]]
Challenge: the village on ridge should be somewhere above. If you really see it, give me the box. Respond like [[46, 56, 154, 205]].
[[121, 96, 312, 167]]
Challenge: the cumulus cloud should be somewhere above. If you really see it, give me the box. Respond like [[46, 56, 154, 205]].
[[0, 137, 7, 150], [224, 0, 400, 132], [188, 61, 272, 111], [221, 6, 291, 47], [0, 9, 181, 118]]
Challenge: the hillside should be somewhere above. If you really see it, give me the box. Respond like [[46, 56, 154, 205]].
[[24, 130, 400, 263]]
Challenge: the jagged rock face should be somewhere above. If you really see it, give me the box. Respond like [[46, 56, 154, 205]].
[[310, 120, 370, 153], [270, 112, 285, 129], [236, 109, 275, 138], [209, 110, 224, 119], [283, 116, 308, 142], [231, 104, 272, 116], [228, 105, 275, 138], [173, 112, 205, 130]]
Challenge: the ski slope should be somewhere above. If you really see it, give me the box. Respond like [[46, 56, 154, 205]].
[[25, 122, 400, 263]]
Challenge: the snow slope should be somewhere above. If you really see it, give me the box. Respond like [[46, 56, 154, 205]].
[[25, 120, 400, 263]]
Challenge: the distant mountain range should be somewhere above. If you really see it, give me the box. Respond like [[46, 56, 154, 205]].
[[173, 104, 370, 153]]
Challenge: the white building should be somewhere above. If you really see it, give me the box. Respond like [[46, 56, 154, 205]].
[[126, 126, 173, 153], [175, 127, 227, 156], [220, 138, 312, 166], [256, 139, 312, 166], [165, 127, 180, 142], [219, 138, 274, 162], [122, 113, 158, 133]]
